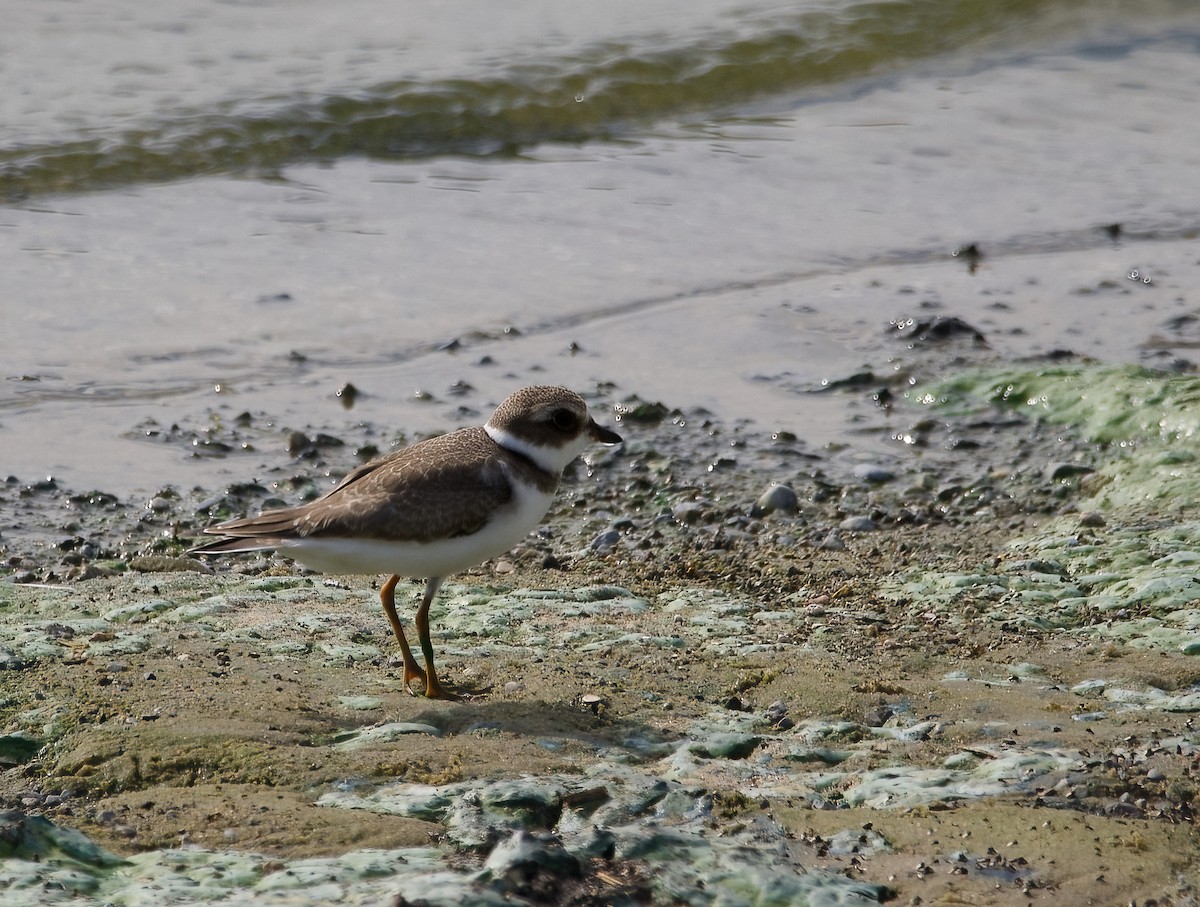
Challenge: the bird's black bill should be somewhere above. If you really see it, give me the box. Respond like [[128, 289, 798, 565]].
[[590, 421, 623, 445]]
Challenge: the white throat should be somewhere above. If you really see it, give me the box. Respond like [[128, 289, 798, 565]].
[[485, 423, 583, 475]]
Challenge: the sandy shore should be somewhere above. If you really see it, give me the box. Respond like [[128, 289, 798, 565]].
[[5, 332, 1200, 904]]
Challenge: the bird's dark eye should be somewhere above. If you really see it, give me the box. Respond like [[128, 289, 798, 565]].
[[549, 408, 577, 431]]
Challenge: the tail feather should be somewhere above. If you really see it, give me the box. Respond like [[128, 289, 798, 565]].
[[191, 506, 308, 556], [190, 535, 287, 556]]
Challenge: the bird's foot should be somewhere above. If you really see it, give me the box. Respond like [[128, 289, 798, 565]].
[[401, 663, 426, 697], [408, 675, 493, 701], [398, 657, 490, 700]]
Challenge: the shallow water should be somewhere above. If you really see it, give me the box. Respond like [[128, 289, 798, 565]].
[[2, 0, 1199, 498]]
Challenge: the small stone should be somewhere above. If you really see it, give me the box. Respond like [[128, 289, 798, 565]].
[[818, 531, 846, 551], [853, 464, 895, 484], [617, 399, 670, 423], [336, 383, 359, 408], [752, 484, 799, 517], [590, 529, 621, 551], [579, 694, 605, 715], [673, 503, 705, 525], [287, 431, 313, 457], [766, 700, 792, 730], [839, 516, 877, 532], [1045, 462, 1093, 482], [863, 704, 893, 727]]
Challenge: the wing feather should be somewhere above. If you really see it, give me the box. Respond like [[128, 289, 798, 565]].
[[197, 427, 516, 547]]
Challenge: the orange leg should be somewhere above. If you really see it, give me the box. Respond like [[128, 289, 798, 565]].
[[380, 575, 458, 699], [415, 577, 454, 699], [380, 574, 424, 695]]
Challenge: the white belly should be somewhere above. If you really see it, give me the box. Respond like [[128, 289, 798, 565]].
[[278, 481, 555, 579]]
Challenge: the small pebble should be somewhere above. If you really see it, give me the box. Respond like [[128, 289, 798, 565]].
[[766, 700, 790, 724], [839, 516, 877, 532], [336, 383, 359, 408], [863, 704, 893, 727], [286, 431, 311, 454], [853, 464, 895, 483], [590, 528, 621, 551], [818, 531, 846, 551], [673, 503, 705, 525], [1045, 462, 1093, 482], [752, 484, 799, 516]]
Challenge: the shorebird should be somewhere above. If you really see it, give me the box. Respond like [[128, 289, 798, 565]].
[[192, 386, 622, 698]]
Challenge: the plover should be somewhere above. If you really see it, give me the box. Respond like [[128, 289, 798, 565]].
[[192, 385, 622, 699]]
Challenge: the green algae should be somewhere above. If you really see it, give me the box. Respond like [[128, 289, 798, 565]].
[[337, 695, 383, 711], [880, 522, 1200, 654], [887, 364, 1200, 655], [321, 764, 892, 905], [837, 750, 1076, 808], [0, 836, 468, 907], [0, 811, 127, 904], [926, 364, 1200, 446], [0, 735, 41, 767], [330, 722, 443, 750]]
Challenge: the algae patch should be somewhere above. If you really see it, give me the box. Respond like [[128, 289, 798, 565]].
[[926, 364, 1200, 446], [893, 364, 1200, 656]]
